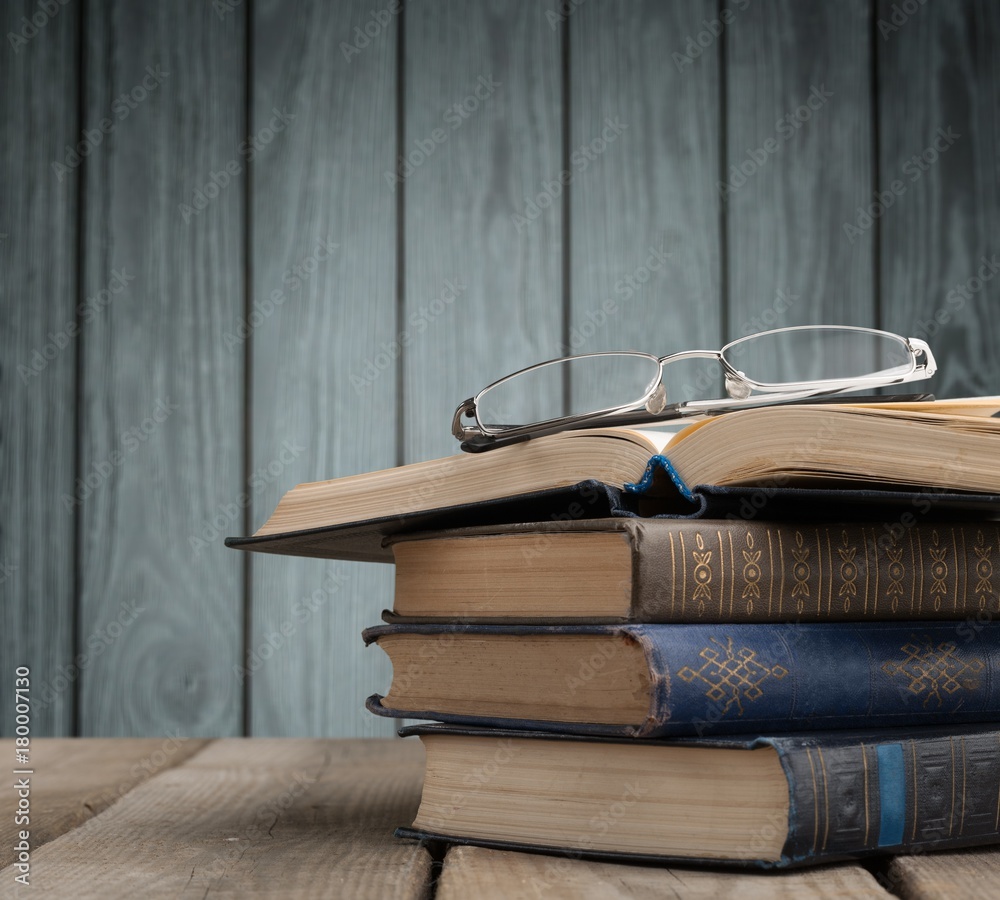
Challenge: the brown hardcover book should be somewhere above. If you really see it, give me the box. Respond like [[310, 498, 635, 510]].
[[388, 518, 1000, 622]]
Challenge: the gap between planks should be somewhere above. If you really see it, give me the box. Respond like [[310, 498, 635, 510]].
[[0, 737, 212, 870]]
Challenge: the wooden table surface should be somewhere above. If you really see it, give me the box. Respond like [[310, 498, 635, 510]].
[[1, 739, 997, 899]]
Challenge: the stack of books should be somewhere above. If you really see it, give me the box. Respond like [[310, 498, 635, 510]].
[[230, 398, 1000, 868]]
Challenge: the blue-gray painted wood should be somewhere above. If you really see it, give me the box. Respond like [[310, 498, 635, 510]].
[[78, 0, 245, 736], [249, 0, 399, 736], [726, 0, 875, 354], [403, 0, 563, 464], [0, 0, 78, 735], [3, 0, 999, 738], [877, 0, 1000, 399], [568, 0, 721, 409]]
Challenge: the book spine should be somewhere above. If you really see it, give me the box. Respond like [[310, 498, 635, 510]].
[[775, 731, 1000, 864], [635, 621, 1000, 737], [632, 520, 1000, 623]]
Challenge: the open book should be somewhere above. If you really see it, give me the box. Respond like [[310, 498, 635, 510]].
[[227, 398, 1000, 561]]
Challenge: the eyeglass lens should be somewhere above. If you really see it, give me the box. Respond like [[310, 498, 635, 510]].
[[721, 329, 913, 386], [476, 354, 661, 432]]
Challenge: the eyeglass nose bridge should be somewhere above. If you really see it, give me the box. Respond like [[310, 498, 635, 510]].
[[651, 349, 733, 408]]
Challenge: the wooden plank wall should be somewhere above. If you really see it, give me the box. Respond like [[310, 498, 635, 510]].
[[2, 0, 998, 738], [1, 0, 79, 736]]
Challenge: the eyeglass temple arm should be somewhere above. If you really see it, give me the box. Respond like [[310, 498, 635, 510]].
[[452, 398, 479, 442], [908, 338, 937, 376]]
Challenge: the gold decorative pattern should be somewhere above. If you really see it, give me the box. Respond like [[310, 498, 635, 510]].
[[837, 530, 859, 613], [667, 524, 1000, 622], [881, 637, 985, 708], [883, 537, 906, 614], [691, 533, 713, 614], [676, 636, 788, 716], [928, 530, 949, 612], [742, 531, 762, 615], [791, 530, 811, 614], [974, 530, 994, 611]]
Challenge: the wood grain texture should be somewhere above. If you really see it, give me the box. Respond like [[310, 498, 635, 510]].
[[727, 0, 874, 346], [0, 0, 77, 735], [0, 737, 209, 868], [436, 845, 894, 899], [568, 0, 721, 405], [249, 0, 399, 737], [886, 847, 1000, 900], [877, 0, 1000, 399], [0, 738, 431, 899], [79, 1, 245, 735], [403, 0, 563, 462]]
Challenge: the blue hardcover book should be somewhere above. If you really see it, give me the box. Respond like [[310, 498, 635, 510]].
[[394, 722, 1000, 867], [364, 621, 1000, 737]]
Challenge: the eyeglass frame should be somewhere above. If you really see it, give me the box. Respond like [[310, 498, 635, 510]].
[[451, 325, 937, 449]]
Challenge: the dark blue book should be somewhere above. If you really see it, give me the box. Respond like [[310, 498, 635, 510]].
[[364, 621, 1000, 737], [395, 722, 1000, 867]]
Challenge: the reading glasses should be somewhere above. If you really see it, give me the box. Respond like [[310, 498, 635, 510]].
[[452, 325, 936, 451]]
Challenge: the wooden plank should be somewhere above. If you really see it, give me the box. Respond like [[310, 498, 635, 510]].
[[887, 848, 1000, 900], [877, 0, 1000, 398], [0, 0, 77, 735], [403, 0, 562, 462], [78, 1, 245, 735], [436, 845, 894, 899], [0, 739, 432, 898], [568, 0, 721, 401], [248, 0, 399, 737], [0, 737, 209, 868], [727, 0, 874, 348]]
